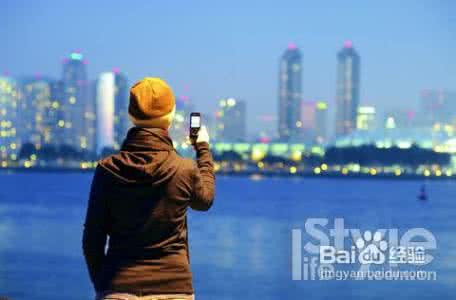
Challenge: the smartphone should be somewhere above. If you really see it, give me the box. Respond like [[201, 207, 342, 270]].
[[190, 112, 201, 139]]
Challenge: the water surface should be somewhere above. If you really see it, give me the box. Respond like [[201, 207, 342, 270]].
[[0, 172, 455, 299]]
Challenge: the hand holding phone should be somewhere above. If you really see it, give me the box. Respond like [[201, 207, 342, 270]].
[[190, 112, 201, 143], [189, 112, 209, 145]]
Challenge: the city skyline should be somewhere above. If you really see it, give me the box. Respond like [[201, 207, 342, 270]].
[[2, 47, 455, 144], [2, 0, 455, 135], [2, 50, 456, 172]]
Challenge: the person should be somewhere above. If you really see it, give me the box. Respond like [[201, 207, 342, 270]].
[[82, 78, 215, 300]]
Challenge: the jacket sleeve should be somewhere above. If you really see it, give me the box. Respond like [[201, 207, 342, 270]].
[[190, 142, 215, 211], [82, 167, 109, 292]]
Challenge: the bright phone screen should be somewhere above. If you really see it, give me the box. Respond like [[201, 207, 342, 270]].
[[191, 116, 201, 128]]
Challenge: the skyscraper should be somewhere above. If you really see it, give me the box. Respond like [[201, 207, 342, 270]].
[[96, 72, 115, 154], [278, 44, 302, 141], [335, 41, 360, 137], [113, 69, 129, 148], [20, 77, 53, 148], [216, 98, 246, 142], [96, 71, 130, 154], [61, 51, 95, 153], [0, 76, 21, 165]]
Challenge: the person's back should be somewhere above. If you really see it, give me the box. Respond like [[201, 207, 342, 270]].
[[82, 78, 215, 300]]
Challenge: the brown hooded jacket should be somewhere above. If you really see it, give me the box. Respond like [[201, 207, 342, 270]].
[[82, 127, 215, 295]]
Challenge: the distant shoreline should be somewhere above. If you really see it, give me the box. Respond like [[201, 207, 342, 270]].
[[1, 166, 454, 180]]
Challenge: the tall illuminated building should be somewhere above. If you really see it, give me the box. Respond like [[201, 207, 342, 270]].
[[61, 51, 94, 153], [19, 77, 67, 149], [0, 76, 21, 165], [216, 98, 246, 142], [278, 44, 302, 141], [335, 41, 360, 137], [113, 70, 129, 147], [96, 72, 116, 154], [356, 106, 376, 131], [21, 76, 53, 150], [95, 71, 130, 153]]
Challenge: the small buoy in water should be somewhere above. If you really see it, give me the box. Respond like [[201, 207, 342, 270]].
[[417, 184, 428, 201]]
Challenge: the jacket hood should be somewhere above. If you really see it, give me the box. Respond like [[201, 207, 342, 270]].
[[98, 127, 178, 185]]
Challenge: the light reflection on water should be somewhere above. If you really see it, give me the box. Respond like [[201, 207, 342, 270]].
[[0, 172, 455, 300]]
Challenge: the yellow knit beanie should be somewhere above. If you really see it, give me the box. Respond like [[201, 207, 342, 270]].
[[128, 77, 176, 129]]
